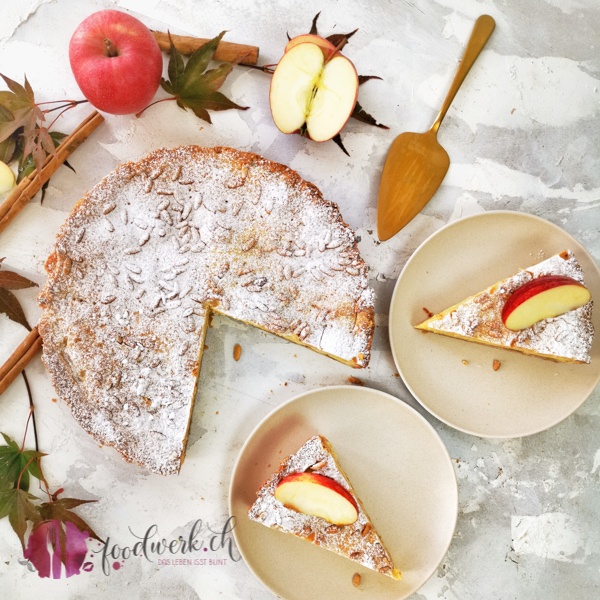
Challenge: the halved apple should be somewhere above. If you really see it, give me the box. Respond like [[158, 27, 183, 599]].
[[275, 472, 359, 525], [284, 34, 337, 59], [269, 42, 359, 142], [502, 275, 591, 331], [0, 161, 15, 194]]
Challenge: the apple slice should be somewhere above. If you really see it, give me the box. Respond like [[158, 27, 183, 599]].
[[0, 161, 15, 194], [270, 42, 359, 142], [284, 34, 337, 59], [502, 275, 591, 331], [275, 472, 358, 525]]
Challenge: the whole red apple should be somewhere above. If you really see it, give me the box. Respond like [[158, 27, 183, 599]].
[[69, 10, 163, 115]]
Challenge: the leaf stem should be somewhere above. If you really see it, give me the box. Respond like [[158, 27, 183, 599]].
[[16, 455, 36, 490], [245, 64, 276, 74], [41, 99, 88, 115], [22, 371, 39, 453], [135, 96, 176, 118], [21, 371, 51, 501], [46, 106, 74, 131], [20, 407, 33, 452]]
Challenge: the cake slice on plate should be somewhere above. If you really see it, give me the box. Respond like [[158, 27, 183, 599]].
[[415, 250, 594, 363], [248, 435, 401, 580]]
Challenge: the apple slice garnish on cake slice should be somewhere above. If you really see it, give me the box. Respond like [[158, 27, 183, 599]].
[[275, 472, 359, 525], [502, 275, 591, 331], [269, 42, 359, 142]]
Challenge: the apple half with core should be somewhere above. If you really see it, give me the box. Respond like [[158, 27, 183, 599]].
[[270, 42, 359, 142], [69, 10, 163, 115], [502, 275, 591, 331], [275, 472, 359, 525]]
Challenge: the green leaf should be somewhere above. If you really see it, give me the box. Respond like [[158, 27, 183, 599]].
[[186, 103, 212, 123], [0, 269, 38, 290], [194, 63, 233, 94], [179, 31, 227, 96], [17, 153, 34, 183], [16, 130, 68, 184], [0, 288, 31, 330], [160, 78, 174, 95], [167, 33, 185, 91], [0, 434, 45, 491], [186, 91, 247, 113], [38, 498, 102, 542], [0, 487, 40, 548], [49, 131, 67, 144], [157, 32, 248, 123]]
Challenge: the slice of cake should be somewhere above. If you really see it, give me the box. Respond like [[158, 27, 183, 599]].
[[248, 435, 401, 580], [38, 147, 375, 474], [415, 250, 594, 363]]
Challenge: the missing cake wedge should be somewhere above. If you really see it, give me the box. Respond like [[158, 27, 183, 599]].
[[248, 435, 401, 580]]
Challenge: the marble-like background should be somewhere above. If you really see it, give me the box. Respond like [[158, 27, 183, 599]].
[[0, 0, 599, 598]]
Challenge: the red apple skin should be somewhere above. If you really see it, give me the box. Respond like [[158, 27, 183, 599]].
[[276, 472, 358, 511], [69, 10, 163, 115], [285, 34, 337, 59], [501, 275, 590, 329]]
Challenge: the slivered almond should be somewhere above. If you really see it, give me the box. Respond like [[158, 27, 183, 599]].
[[352, 573, 361, 588], [233, 344, 242, 361], [361, 523, 372, 537], [309, 460, 327, 471]]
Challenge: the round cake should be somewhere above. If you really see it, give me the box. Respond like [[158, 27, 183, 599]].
[[38, 146, 375, 475]]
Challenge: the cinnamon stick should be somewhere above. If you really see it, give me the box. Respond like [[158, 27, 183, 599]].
[[0, 110, 104, 234], [0, 331, 43, 397], [152, 30, 259, 65], [0, 326, 39, 382]]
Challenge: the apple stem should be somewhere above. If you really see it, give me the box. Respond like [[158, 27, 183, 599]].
[[135, 96, 177, 118], [104, 38, 119, 57], [244, 64, 276, 74]]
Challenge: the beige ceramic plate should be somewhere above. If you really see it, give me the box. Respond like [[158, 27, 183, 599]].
[[229, 385, 458, 600], [390, 211, 600, 438]]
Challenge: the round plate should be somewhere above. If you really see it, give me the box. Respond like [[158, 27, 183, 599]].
[[229, 385, 458, 600], [390, 211, 600, 438]]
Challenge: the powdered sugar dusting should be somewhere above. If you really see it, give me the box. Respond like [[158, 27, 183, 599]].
[[248, 436, 399, 578], [422, 251, 594, 363], [37, 147, 375, 475]]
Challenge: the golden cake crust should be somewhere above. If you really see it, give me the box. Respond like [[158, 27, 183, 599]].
[[38, 146, 375, 474]]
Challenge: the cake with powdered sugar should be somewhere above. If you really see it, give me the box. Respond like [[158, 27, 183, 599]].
[[415, 250, 594, 363], [38, 147, 375, 474]]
